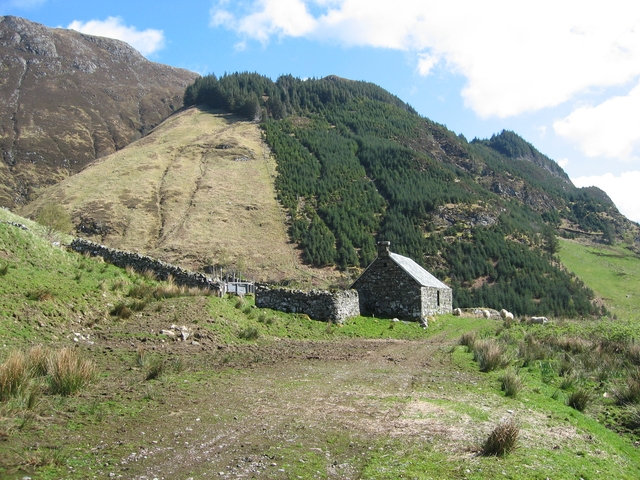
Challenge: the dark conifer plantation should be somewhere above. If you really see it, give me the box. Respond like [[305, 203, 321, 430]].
[[184, 72, 618, 317]]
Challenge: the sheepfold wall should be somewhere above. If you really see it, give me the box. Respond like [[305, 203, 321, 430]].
[[69, 238, 221, 292], [255, 285, 360, 322]]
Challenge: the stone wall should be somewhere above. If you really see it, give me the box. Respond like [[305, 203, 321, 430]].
[[421, 286, 453, 316], [69, 238, 221, 292], [255, 285, 360, 323]]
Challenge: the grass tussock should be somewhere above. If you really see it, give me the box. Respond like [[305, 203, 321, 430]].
[[145, 358, 165, 381], [459, 331, 477, 351], [128, 299, 148, 312], [473, 339, 509, 372], [142, 269, 157, 281], [518, 336, 553, 367], [26, 288, 54, 301], [111, 278, 130, 291], [0, 347, 95, 400], [238, 326, 259, 341], [128, 283, 155, 300], [482, 418, 519, 456], [0, 350, 28, 401], [47, 348, 96, 396], [0, 262, 9, 276], [27, 345, 49, 377], [615, 370, 640, 405], [153, 283, 186, 299], [135, 347, 148, 368], [566, 388, 592, 412], [500, 369, 523, 398], [110, 302, 132, 319]]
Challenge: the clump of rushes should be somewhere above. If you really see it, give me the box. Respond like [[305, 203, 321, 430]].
[[615, 369, 640, 405], [0, 347, 95, 400], [110, 302, 132, 319], [0, 350, 28, 401], [238, 327, 259, 340], [127, 283, 154, 300], [473, 339, 509, 372], [135, 346, 148, 367], [128, 299, 148, 312], [500, 368, 523, 398], [27, 345, 50, 377], [566, 388, 592, 412], [47, 348, 95, 396], [482, 418, 519, 456], [26, 288, 54, 301], [142, 269, 156, 281], [459, 331, 477, 351], [145, 358, 165, 381]]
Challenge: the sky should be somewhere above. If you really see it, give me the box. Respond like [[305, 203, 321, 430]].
[[2, 0, 640, 222]]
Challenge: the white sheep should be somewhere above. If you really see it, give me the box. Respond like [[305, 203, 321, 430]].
[[500, 309, 514, 320], [529, 316, 549, 325]]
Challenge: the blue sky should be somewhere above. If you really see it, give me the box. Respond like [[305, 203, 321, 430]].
[[2, 0, 640, 222]]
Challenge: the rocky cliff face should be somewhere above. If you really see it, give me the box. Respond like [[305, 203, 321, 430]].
[[0, 16, 198, 206]]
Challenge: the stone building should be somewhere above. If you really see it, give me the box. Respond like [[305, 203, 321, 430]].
[[351, 241, 452, 320]]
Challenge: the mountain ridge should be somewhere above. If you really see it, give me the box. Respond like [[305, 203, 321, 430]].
[[0, 15, 198, 206]]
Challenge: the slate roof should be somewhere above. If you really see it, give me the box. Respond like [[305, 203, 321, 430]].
[[389, 252, 450, 290]]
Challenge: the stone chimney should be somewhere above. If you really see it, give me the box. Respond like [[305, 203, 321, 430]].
[[377, 241, 390, 258]]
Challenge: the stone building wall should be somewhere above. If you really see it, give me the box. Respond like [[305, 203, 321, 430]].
[[255, 285, 360, 323], [421, 286, 453, 316], [69, 238, 221, 292], [352, 259, 423, 319]]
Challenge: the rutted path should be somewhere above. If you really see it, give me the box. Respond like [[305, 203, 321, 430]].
[[84, 337, 494, 479]]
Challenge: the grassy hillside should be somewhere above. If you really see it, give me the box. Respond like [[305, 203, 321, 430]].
[[558, 238, 640, 320], [19, 106, 330, 284], [2, 211, 640, 478]]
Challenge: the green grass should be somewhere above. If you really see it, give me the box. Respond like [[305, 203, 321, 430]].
[[558, 238, 640, 319], [3, 209, 640, 479], [205, 295, 463, 343]]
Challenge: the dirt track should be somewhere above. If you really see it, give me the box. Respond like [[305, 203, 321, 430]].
[[73, 335, 488, 479]]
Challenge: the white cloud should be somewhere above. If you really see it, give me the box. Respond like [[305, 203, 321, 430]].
[[417, 53, 439, 76], [572, 171, 640, 222], [557, 158, 569, 168], [553, 81, 640, 161], [211, 0, 317, 43], [211, 1, 640, 118], [67, 17, 165, 57]]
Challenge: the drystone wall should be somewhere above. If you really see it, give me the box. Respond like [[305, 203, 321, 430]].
[[69, 238, 221, 292], [255, 285, 360, 323]]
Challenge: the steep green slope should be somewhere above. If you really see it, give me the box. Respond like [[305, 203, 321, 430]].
[[558, 238, 640, 320], [184, 72, 639, 316]]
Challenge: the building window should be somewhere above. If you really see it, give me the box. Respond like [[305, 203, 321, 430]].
[[437, 290, 440, 306]]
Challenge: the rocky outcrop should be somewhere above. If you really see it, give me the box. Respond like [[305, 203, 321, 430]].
[[255, 285, 360, 322], [0, 16, 198, 206]]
